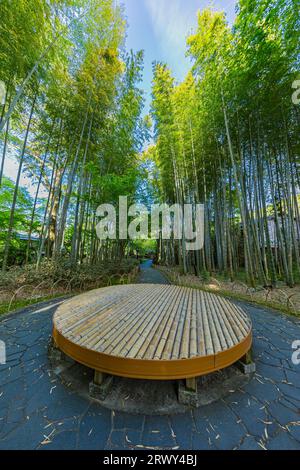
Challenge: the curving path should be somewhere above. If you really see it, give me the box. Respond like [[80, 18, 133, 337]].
[[0, 262, 300, 450]]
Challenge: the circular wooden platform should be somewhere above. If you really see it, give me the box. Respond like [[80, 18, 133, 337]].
[[52, 284, 253, 380]]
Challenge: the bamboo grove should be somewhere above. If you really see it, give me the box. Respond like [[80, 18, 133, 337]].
[[150, 0, 300, 288], [0, 0, 147, 270]]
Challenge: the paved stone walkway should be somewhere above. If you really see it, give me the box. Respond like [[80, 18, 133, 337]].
[[0, 262, 300, 449], [137, 260, 170, 284]]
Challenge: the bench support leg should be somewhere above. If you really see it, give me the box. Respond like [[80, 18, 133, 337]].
[[178, 377, 199, 407], [94, 371, 104, 386], [186, 377, 197, 393], [48, 337, 64, 362], [89, 370, 113, 401], [237, 348, 256, 374]]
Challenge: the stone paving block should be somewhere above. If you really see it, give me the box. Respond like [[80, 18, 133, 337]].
[[245, 378, 281, 403], [238, 436, 262, 450], [124, 429, 142, 448], [0, 417, 5, 434], [0, 412, 45, 450], [6, 344, 27, 357], [113, 411, 144, 431], [78, 407, 111, 450], [198, 401, 246, 450], [288, 424, 300, 442], [282, 359, 300, 373], [255, 352, 282, 367], [107, 430, 126, 449], [3, 365, 24, 383], [1, 378, 26, 401], [22, 346, 47, 362], [169, 412, 194, 449], [7, 403, 25, 424], [42, 392, 89, 421], [17, 332, 44, 348], [227, 394, 267, 437], [266, 400, 300, 427], [277, 382, 300, 401], [192, 409, 212, 435], [255, 362, 287, 382], [39, 430, 77, 450], [25, 380, 62, 416], [266, 431, 300, 450], [285, 369, 300, 388], [192, 432, 217, 450], [44, 416, 78, 435], [279, 395, 300, 412], [142, 416, 176, 448]]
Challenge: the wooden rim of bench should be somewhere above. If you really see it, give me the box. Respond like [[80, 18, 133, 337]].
[[52, 284, 253, 380], [53, 325, 252, 380]]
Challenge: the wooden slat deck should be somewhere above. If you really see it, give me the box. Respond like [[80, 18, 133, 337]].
[[53, 284, 252, 380]]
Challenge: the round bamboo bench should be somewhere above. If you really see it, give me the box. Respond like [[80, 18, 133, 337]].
[[52, 284, 253, 386]]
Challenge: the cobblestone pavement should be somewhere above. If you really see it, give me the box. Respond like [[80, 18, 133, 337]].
[[0, 263, 300, 450]]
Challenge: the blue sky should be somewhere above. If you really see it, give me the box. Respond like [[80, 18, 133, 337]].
[[123, 0, 237, 114]]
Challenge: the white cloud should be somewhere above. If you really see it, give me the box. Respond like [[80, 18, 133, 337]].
[[144, 0, 197, 79], [143, 0, 237, 80], [145, 0, 194, 50]]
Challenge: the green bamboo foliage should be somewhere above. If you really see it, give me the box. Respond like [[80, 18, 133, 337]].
[[0, 0, 147, 269], [151, 1, 300, 287]]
